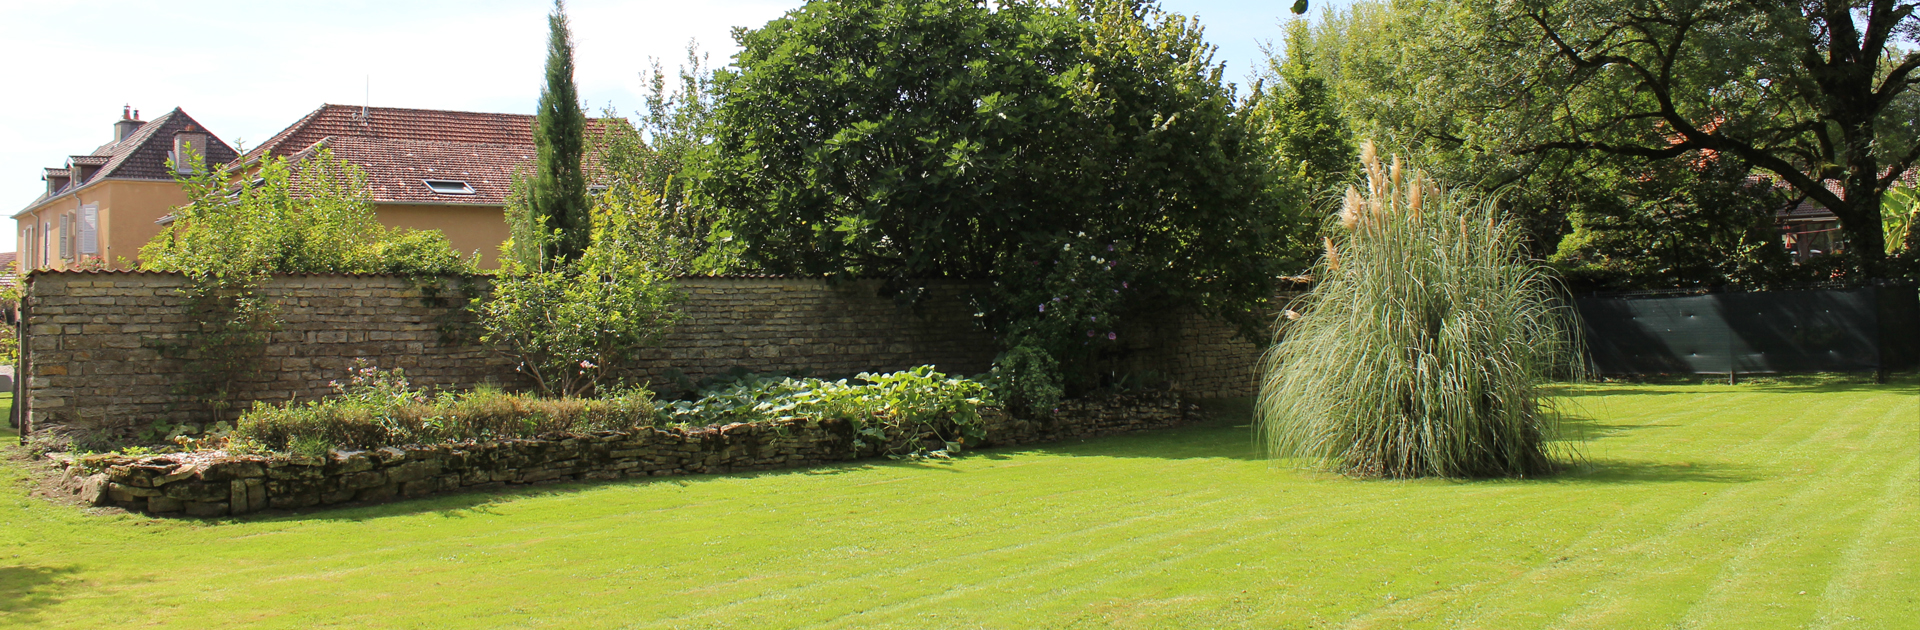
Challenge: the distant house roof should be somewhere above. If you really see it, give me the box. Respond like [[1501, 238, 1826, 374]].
[[18, 108, 239, 214], [292, 136, 535, 207], [243, 104, 617, 208], [0, 252, 17, 286], [244, 105, 545, 163]]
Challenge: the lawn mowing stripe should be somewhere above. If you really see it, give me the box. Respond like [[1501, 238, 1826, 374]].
[[1809, 396, 1920, 629], [66, 457, 1247, 627], [621, 492, 1262, 628], [1667, 392, 1906, 628], [1369, 386, 1836, 628], [1536, 387, 1903, 629]]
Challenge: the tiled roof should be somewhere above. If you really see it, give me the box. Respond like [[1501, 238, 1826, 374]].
[[297, 137, 535, 206], [0, 252, 16, 287], [249, 104, 623, 207], [21, 108, 239, 213], [244, 105, 546, 163]]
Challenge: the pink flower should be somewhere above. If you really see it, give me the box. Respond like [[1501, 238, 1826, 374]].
[[580, 360, 597, 369], [1107, 332, 1117, 340]]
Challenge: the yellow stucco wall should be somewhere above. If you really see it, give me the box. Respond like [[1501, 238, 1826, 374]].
[[374, 203, 509, 269], [13, 179, 187, 270], [13, 183, 506, 271]]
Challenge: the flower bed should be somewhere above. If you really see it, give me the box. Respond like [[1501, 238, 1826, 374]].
[[52, 390, 1191, 516]]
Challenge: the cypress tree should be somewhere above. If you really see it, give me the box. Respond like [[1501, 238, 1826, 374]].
[[530, 0, 590, 263]]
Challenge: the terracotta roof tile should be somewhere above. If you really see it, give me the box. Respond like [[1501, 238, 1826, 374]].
[[245, 105, 550, 163], [296, 137, 536, 206]]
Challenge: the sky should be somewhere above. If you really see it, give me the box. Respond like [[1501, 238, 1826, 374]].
[[0, 0, 1353, 254]]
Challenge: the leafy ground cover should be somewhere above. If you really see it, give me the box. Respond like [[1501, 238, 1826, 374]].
[[1, 378, 1915, 628]]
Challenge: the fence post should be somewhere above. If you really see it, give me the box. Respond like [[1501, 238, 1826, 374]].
[[1727, 327, 1737, 386]]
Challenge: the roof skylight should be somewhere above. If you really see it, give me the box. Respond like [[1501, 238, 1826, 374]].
[[423, 179, 475, 195]]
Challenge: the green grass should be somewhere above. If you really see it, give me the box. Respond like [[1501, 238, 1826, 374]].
[[1, 379, 1915, 628]]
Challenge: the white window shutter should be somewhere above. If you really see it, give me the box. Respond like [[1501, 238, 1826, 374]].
[[79, 203, 99, 255], [58, 214, 72, 260]]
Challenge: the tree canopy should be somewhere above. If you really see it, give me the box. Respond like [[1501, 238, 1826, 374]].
[[1289, 0, 1920, 280], [703, 0, 1301, 396]]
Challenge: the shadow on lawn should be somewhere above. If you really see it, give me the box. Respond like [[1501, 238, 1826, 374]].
[[0, 564, 79, 624], [1556, 459, 1761, 485], [1561, 372, 1918, 397], [245, 457, 937, 524]]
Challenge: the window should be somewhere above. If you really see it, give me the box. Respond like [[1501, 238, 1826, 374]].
[[422, 179, 474, 195], [58, 213, 73, 260], [78, 203, 99, 255]]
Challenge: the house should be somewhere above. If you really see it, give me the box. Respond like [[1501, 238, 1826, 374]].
[[235, 104, 561, 269], [13, 107, 239, 270]]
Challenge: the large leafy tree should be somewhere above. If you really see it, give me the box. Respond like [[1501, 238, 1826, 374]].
[[1250, 19, 1359, 208], [525, 0, 591, 265], [705, 0, 1296, 397], [1336, 0, 1920, 278]]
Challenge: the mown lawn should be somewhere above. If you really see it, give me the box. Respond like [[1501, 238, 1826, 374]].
[[1, 379, 1915, 629]]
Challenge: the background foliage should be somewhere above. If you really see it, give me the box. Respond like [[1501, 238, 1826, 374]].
[[1269, 0, 1920, 287], [140, 148, 472, 277], [704, 0, 1304, 398]]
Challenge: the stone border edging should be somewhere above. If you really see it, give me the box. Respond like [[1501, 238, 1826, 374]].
[[50, 391, 1192, 517]]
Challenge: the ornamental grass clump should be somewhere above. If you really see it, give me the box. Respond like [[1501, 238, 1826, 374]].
[[1257, 143, 1583, 479]]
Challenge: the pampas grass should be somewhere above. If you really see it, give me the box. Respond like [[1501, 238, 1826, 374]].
[[1257, 144, 1582, 479]]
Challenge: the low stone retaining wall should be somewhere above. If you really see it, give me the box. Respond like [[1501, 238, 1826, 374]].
[[51, 392, 1192, 517]]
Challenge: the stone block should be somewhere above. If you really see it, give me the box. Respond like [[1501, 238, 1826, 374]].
[[355, 484, 398, 502], [340, 471, 387, 490], [328, 451, 375, 474], [147, 496, 185, 513], [320, 488, 357, 505], [164, 481, 233, 502], [107, 482, 162, 501], [385, 460, 441, 484]]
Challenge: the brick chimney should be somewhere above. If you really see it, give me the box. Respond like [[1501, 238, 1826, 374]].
[[114, 105, 143, 142]]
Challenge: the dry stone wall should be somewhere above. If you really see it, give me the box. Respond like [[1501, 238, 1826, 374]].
[[54, 392, 1191, 517], [18, 272, 1276, 443], [18, 273, 513, 442]]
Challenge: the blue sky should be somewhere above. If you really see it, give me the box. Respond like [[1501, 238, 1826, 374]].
[[0, 0, 1352, 253]]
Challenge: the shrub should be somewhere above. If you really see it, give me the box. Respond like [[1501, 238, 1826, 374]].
[[141, 147, 475, 277], [234, 362, 656, 453], [487, 178, 683, 398], [1256, 145, 1583, 479], [664, 366, 995, 458]]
